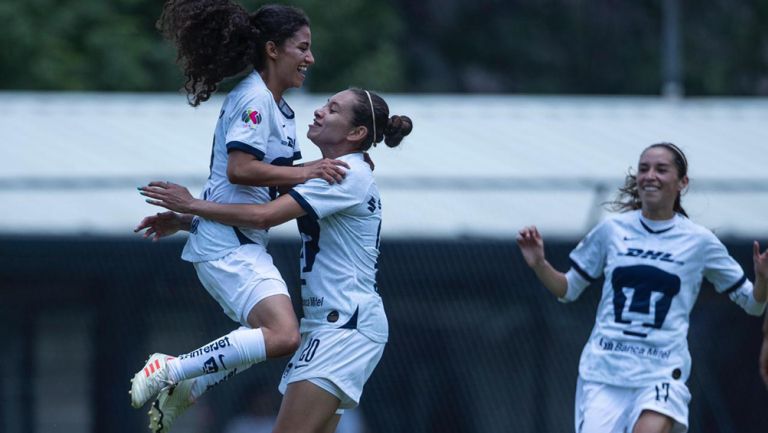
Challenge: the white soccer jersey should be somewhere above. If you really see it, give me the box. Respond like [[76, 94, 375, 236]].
[[182, 72, 301, 262], [287, 153, 388, 344], [563, 210, 765, 387]]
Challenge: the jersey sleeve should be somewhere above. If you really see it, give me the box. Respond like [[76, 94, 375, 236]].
[[562, 220, 609, 302], [288, 173, 361, 220], [703, 233, 766, 316], [224, 95, 273, 161], [562, 268, 592, 302]]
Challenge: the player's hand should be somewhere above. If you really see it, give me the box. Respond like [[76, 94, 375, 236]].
[[134, 211, 185, 241], [139, 181, 197, 214], [303, 158, 349, 184], [754, 241, 768, 281], [516, 225, 546, 268]]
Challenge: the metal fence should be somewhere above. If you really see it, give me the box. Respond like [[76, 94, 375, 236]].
[[1, 236, 766, 433]]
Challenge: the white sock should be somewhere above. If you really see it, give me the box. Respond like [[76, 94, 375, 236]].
[[166, 327, 266, 382], [188, 363, 253, 400]]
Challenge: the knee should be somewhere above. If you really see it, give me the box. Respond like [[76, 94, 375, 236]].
[[274, 328, 300, 357], [284, 329, 301, 354], [265, 326, 300, 358]]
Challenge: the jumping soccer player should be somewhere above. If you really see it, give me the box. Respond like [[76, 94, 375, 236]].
[[130, 2, 347, 431], [140, 87, 412, 433]]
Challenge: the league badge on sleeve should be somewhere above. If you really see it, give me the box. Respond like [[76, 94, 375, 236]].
[[241, 108, 262, 128]]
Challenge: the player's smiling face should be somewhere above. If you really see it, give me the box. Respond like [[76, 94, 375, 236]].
[[307, 90, 357, 147], [275, 25, 313, 90], [637, 147, 688, 218]]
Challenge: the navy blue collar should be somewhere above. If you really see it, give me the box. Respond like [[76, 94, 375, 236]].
[[640, 219, 674, 234]]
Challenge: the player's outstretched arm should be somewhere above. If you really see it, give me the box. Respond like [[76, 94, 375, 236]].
[[139, 181, 305, 230], [516, 225, 568, 298], [133, 210, 192, 241], [227, 151, 349, 187]]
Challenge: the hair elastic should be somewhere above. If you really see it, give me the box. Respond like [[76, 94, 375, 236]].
[[364, 90, 377, 146]]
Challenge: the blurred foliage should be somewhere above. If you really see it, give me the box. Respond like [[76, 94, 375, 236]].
[[289, 0, 405, 92], [684, 0, 768, 95], [0, 0, 182, 91], [1, 0, 767, 95], [483, 2, 655, 93], [395, 0, 768, 95]]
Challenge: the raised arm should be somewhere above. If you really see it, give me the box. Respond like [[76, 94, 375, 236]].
[[516, 225, 568, 298], [139, 181, 305, 229], [227, 151, 348, 186]]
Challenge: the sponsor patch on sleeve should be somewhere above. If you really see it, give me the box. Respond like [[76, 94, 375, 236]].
[[241, 108, 262, 128]]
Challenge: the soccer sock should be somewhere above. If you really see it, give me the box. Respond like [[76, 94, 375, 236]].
[[188, 363, 253, 400], [166, 327, 266, 383]]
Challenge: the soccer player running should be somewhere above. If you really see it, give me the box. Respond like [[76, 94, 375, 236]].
[[139, 88, 412, 433], [129, 1, 348, 431], [516, 143, 768, 433]]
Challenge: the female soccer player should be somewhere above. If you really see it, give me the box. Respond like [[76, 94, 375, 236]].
[[517, 143, 768, 433], [129, 1, 348, 430], [139, 87, 412, 433]]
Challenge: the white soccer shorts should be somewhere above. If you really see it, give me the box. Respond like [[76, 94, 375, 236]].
[[575, 376, 690, 433], [193, 243, 289, 326], [278, 328, 385, 410]]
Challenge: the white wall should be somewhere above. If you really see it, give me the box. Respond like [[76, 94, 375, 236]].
[[2, 92, 767, 238]]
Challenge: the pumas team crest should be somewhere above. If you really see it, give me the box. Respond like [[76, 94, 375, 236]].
[[242, 108, 262, 128]]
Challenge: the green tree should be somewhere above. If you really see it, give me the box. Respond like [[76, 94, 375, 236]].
[[0, 0, 182, 91], [261, 0, 406, 92], [0, 0, 407, 93], [685, 0, 768, 95], [2, 0, 768, 95]]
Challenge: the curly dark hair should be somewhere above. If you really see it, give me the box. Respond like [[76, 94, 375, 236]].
[[157, 1, 309, 106], [348, 88, 413, 151], [606, 142, 689, 217]]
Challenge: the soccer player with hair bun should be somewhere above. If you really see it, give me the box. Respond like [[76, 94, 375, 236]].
[[517, 143, 768, 433], [140, 87, 413, 433]]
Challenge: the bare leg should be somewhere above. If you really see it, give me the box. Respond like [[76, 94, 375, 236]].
[[632, 410, 673, 433], [320, 414, 342, 433], [247, 294, 300, 358], [189, 293, 300, 395], [273, 381, 341, 433]]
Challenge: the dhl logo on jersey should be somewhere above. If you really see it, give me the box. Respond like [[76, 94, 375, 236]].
[[618, 248, 685, 265]]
